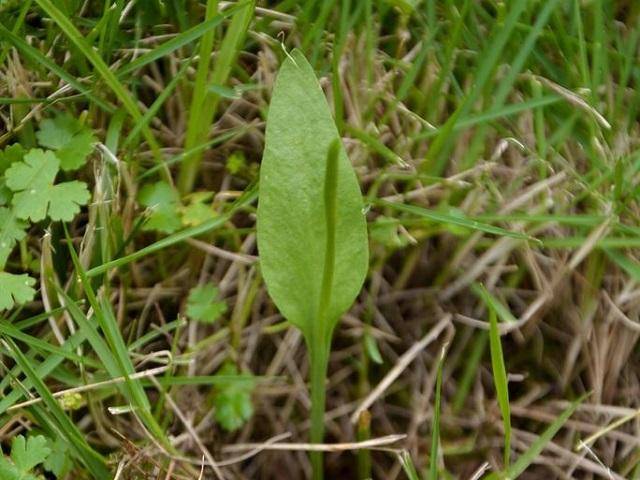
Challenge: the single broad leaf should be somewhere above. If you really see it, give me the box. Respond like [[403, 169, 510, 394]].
[[213, 363, 255, 431], [138, 181, 182, 233], [257, 49, 369, 340], [10, 435, 50, 475], [5, 149, 90, 222], [0, 272, 36, 310], [36, 113, 96, 171], [0, 207, 27, 268], [186, 283, 227, 324], [257, 51, 369, 465]]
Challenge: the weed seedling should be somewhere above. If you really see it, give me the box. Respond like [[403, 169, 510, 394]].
[[257, 49, 368, 479]]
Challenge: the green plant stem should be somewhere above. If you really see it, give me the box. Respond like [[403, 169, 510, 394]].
[[309, 344, 329, 479]]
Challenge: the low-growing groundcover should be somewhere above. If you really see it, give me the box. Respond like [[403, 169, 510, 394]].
[[1, 1, 640, 479]]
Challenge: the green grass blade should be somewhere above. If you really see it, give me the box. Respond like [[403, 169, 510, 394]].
[[0, 23, 113, 112], [397, 450, 420, 480], [489, 305, 511, 468], [424, 0, 529, 175], [34, 0, 163, 168], [3, 338, 111, 479], [178, 0, 255, 193], [0, 330, 87, 414], [490, 396, 585, 479], [378, 200, 535, 241], [86, 183, 257, 277], [0, 319, 98, 367], [116, 4, 245, 77], [472, 283, 518, 324], [123, 54, 194, 147], [428, 346, 446, 480], [62, 228, 171, 448], [604, 248, 640, 282]]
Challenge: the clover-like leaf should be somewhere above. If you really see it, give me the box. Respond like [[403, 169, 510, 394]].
[[5, 149, 90, 222], [213, 363, 255, 432], [0, 435, 50, 480], [11, 435, 50, 474], [0, 207, 27, 268], [36, 113, 96, 171], [138, 181, 182, 233], [186, 283, 227, 324], [0, 272, 36, 310]]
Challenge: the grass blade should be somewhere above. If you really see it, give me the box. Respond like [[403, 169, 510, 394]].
[[428, 346, 446, 480], [378, 200, 535, 241], [116, 4, 245, 77], [489, 305, 511, 468], [178, 0, 255, 193], [3, 338, 110, 479], [0, 23, 113, 112], [34, 0, 164, 169]]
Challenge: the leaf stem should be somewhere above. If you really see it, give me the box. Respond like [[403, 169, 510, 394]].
[[309, 344, 329, 479]]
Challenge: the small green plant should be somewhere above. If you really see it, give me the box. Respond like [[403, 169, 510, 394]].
[[0, 114, 93, 311], [138, 181, 217, 233], [0, 435, 51, 480], [212, 362, 255, 431], [257, 49, 368, 479], [186, 282, 228, 324]]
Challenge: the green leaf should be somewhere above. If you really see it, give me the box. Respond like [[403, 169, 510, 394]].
[[11, 435, 50, 474], [180, 192, 217, 227], [36, 113, 96, 171], [186, 283, 227, 324], [138, 181, 182, 233], [257, 49, 369, 338], [428, 348, 445, 480], [226, 151, 247, 175], [378, 200, 535, 241], [364, 331, 383, 364], [43, 437, 72, 478], [5, 149, 89, 222], [0, 144, 26, 205], [256, 49, 368, 477], [370, 216, 409, 248], [0, 435, 51, 480], [472, 283, 517, 324], [504, 397, 583, 477], [0, 144, 25, 175], [0, 272, 36, 310], [213, 363, 255, 432], [0, 207, 27, 267], [489, 305, 511, 468]]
